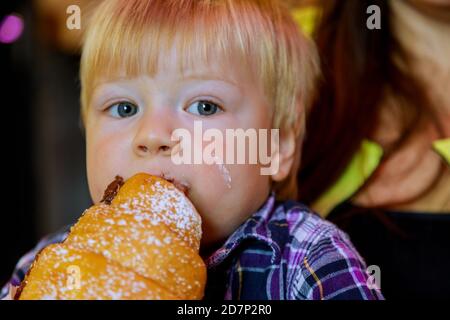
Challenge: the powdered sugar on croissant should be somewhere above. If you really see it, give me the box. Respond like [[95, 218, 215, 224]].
[[17, 173, 206, 300]]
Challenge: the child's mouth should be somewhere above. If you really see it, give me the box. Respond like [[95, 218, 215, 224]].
[[101, 172, 191, 205], [146, 171, 191, 196], [159, 173, 190, 195]]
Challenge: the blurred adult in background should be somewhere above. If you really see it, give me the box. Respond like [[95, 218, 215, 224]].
[[297, 0, 450, 298]]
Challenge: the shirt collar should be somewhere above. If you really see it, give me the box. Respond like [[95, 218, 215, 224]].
[[204, 191, 288, 269]]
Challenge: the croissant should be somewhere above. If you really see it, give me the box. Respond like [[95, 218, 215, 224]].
[[16, 173, 206, 300]]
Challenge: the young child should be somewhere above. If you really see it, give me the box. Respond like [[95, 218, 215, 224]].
[[2, 0, 383, 300]]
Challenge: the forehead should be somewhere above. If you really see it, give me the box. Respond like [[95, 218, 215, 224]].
[[158, 42, 256, 84]]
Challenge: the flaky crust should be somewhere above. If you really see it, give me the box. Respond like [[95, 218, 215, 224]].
[[18, 173, 206, 300]]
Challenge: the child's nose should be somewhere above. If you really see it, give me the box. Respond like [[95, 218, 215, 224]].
[[132, 114, 176, 158]]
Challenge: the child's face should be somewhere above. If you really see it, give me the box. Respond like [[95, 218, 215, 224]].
[[85, 49, 276, 251]]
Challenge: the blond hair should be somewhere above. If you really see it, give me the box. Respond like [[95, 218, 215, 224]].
[[80, 0, 319, 200]]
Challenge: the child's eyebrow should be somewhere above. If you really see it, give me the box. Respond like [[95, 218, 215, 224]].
[[179, 74, 239, 88]]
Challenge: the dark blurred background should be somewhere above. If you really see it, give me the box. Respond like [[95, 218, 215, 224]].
[[0, 0, 91, 285]]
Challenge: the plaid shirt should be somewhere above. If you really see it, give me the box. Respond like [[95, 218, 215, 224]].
[[1, 193, 383, 300]]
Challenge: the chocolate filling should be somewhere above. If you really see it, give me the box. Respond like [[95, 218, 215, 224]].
[[100, 175, 125, 205]]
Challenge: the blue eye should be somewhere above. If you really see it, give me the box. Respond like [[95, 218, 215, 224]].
[[108, 102, 139, 118], [186, 100, 222, 116]]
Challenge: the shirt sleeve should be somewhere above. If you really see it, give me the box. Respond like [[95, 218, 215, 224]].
[[292, 227, 384, 300], [0, 225, 71, 299]]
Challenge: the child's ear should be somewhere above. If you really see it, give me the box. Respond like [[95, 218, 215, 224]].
[[271, 128, 296, 182]]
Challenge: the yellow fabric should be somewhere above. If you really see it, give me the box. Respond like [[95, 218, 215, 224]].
[[432, 138, 450, 165], [291, 6, 320, 38], [312, 138, 450, 217], [312, 140, 384, 217]]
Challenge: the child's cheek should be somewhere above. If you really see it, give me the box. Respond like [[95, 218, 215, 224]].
[[86, 131, 129, 203], [86, 142, 110, 203]]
